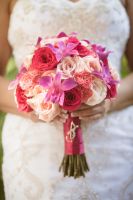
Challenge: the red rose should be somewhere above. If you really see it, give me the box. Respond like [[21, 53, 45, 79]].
[[15, 85, 33, 112], [30, 47, 58, 71], [63, 87, 81, 111], [106, 84, 117, 99], [76, 43, 92, 57]]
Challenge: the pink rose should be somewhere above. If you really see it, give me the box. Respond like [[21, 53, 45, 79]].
[[27, 93, 60, 122], [15, 85, 33, 112], [63, 87, 81, 111], [29, 47, 58, 71], [19, 70, 42, 90]]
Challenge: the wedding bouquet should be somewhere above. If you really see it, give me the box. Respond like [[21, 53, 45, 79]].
[[9, 32, 119, 178]]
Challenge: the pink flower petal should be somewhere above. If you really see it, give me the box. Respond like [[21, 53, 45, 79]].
[[61, 78, 77, 91], [39, 76, 53, 88], [54, 72, 62, 86], [35, 37, 42, 48], [59, 92, 65, 106], [57, 32, 68, 38], [8, 80, 18, 90]]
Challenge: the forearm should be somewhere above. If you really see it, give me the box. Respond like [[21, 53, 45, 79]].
[[110, 72, 133, 112], [0, 76, 16, 111], [0, 76, 25, 117], [0, 76, 37, 120]]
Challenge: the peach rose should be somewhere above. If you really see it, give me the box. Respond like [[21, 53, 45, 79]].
[[75, 56, 102, 73], [57, 56, 78, 78], [25, 70, 55, 97], [19, 70, 42, 90], [25, 85, 46, 97], [85, 77, 107, 106], [23, 54, 34, 69], [27, 93, 61, 122], [41, 37, 68, 46]]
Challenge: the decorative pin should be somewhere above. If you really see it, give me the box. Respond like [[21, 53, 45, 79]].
[[66, 121, 79, 142]]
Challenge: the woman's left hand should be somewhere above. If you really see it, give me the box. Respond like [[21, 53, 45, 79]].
[[70, 100, 112, 122]]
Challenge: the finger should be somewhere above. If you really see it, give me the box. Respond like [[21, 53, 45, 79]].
[[79, 113, 103, 122], [27, 112, 43, 123], [55, 116, 67, 123], [30, 113, 41, 122], [61, 109, 68, 114], [59, 113, 68, 120], [72, 106, 104, 117], [76, 104, 91, 111], [73, 101, 105, 113]]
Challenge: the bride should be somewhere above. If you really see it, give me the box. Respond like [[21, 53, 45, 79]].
[[0, 0, 133, 199]]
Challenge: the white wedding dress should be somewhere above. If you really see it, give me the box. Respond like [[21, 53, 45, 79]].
[[2, 0, 133, 199]]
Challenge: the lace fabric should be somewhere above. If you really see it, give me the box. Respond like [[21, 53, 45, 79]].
[[2, 0, 133, 199]]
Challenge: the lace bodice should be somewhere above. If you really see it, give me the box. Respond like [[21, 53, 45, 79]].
[[8, 0, 130, 73]]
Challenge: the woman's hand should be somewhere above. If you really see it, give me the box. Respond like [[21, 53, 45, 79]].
[[58, 100, 112, 123], [71, 100, 112, 122]]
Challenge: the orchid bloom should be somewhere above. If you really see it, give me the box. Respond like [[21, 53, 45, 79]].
[[92, 63, 119, 88], [8, 66, 27, 90], [39, 72, 77, 106], [47, 41, 79, 62], [92, 44, 119, 87]]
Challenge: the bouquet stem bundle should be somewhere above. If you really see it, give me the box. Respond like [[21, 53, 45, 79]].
[[59, 114, 89, 178]]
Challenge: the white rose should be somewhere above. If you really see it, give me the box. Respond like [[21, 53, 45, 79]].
[[85, 77, 107, 106]]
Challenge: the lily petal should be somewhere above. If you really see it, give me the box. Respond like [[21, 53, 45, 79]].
[[59, 92, 65, 106], [54, 72, 62, 86], [61, 78, 77, 91], [39, 76, 53, 88]]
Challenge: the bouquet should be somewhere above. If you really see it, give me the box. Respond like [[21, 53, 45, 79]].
[[9, 32, 119, 178]]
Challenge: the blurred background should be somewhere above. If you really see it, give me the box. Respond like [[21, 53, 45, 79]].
[[0, 57, 130, 199]]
